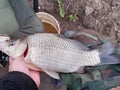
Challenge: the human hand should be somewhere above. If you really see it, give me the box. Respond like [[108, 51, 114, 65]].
[[110, 86, 120, 90], [9, 55, 40, 87]]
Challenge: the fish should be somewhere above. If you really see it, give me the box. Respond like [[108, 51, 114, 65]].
[[0, 33, 119, 79]]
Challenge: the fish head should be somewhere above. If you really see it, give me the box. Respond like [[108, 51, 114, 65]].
[[0, 35, 27, 58]]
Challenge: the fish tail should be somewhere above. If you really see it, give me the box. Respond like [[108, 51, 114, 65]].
[[99, 56, 119, 65], [99, 42, 115, 56], [99, 42, 120, 65]]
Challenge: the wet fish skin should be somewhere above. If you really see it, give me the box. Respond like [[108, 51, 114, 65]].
[[24, 33, 100, 79], [0, 33, 119, 79]]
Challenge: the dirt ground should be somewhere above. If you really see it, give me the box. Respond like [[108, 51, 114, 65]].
[[39, 0, 120, 47]]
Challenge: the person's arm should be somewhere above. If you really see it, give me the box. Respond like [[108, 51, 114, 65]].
[[0, 71, 38, 90], [0, 55, 40, 90], [8, 0, 45, 39]]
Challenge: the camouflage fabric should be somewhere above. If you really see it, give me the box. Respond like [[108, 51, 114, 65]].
[[61, 30, 120, 90], [61, 64, 120, 90]]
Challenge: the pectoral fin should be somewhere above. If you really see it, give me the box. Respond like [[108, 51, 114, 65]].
[[44, 70, 60, 79]]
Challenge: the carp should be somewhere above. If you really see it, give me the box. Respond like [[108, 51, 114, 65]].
[[0, 33, 119, 79]]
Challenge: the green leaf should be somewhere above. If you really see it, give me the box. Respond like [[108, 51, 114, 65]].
[[69, 14, 78, 22], [57, 0, 65, 18], [57, 0, 61, 4], [59, 8, 65, 17]]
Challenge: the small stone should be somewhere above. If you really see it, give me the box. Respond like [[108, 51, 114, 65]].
[[85, 6, 94, 16]]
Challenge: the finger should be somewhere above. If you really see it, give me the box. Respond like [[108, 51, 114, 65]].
[[14, 55, 24, 61], [8, 57, 14, 71], [9, 55, 24, 63], [29, 69, 40, 87], [27, 63, 41, 71], [9, 55, 24, 65], [9, 57, 14, 62], [9, 57, 14, 66]]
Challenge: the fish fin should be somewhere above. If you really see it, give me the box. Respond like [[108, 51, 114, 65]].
[[64, 30, 76, 38], [99, 56, 120, 65], [99, 42, 115, 56], [99, 42, 120, 65], [76, 66, 85, 73], [44, 70, 60, 79]]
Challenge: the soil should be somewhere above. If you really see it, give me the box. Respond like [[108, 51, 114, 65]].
[[38, 0, 120, 47]]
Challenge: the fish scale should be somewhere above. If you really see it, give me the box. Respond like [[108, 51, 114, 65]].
[[25, 33, 100, 73]]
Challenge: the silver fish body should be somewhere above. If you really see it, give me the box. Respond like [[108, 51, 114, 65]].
[[0, 33, 119, 79], [24, 34, 100, 78]]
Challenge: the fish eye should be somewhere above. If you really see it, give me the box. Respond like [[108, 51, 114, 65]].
[[10, 40, 16, 46]]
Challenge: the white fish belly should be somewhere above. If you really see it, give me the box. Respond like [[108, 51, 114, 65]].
[[25, 33, 100, 72]]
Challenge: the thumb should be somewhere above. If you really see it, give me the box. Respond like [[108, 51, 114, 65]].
[[9, 57, 14, 64], [9, 55, 24, 64], [9, 55, 26, 72], [29, 69, 40, 87], [13, 55, 24, 61]]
